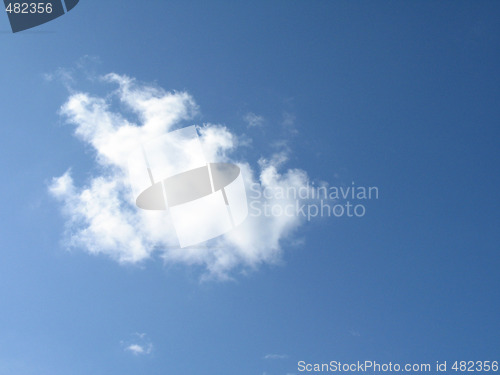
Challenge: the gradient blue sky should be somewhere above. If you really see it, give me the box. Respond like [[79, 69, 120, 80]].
[[0, 1, 499, 374]]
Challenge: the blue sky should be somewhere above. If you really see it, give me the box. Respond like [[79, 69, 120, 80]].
[[0, 1, 499, 374]]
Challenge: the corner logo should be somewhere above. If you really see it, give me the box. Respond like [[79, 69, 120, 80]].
[[128, 126, 249, 248], [3, 0, 79, 33]]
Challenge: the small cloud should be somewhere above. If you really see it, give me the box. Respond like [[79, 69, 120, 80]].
[[264, 354, 288, 360], [282, 112, 298, 134], [122, 333, 153, 355], [244, 112, 264, 127], [349, 329, 361, 337], [126, 343, 152, 355]]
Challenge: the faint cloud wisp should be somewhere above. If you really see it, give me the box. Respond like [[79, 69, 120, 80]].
[[244, 112, 264, 128]]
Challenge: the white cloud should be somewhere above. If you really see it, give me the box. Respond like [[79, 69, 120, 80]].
[[49, 73, 312, 279], [126, 344, 152, 355], [244, 112, 264, 127], [122, 333, 153, 355]]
